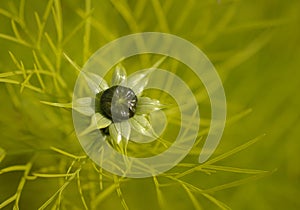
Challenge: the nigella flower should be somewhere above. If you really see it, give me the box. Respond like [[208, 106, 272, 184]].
[[73, 65, 165, 146]]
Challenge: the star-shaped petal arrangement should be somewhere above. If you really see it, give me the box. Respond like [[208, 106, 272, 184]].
[[73, 65, 165, 148]]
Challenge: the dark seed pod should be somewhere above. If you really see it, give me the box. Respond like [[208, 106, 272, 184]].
[[99, 85, 137, 122]]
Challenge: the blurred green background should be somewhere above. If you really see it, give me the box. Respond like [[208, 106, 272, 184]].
[[0, 0, 299, 209]]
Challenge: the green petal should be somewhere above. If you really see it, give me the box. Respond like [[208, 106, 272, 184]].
[[111, 64, 127, 86], [127, 69, 154, 95], [109, 121, 131, 144], [73, 97, 94, 116], [83, 72, 109, 94], [130, 111, 167, 143], [79, 113, 111, 136], [93, 113, 112, 128], [136, 97, 165, 115], [129, 115, 156, 141]]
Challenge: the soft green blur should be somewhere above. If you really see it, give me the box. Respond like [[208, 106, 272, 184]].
[[0, 0, 299, 209]]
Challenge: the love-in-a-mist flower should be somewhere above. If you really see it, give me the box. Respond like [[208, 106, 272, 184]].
[[73, 65, 165, 146]]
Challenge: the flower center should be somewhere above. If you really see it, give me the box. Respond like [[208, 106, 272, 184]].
[[99, 85, 138, 122]]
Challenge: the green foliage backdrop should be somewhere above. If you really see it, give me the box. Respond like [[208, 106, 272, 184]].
[[0, 0, 299, 209]]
